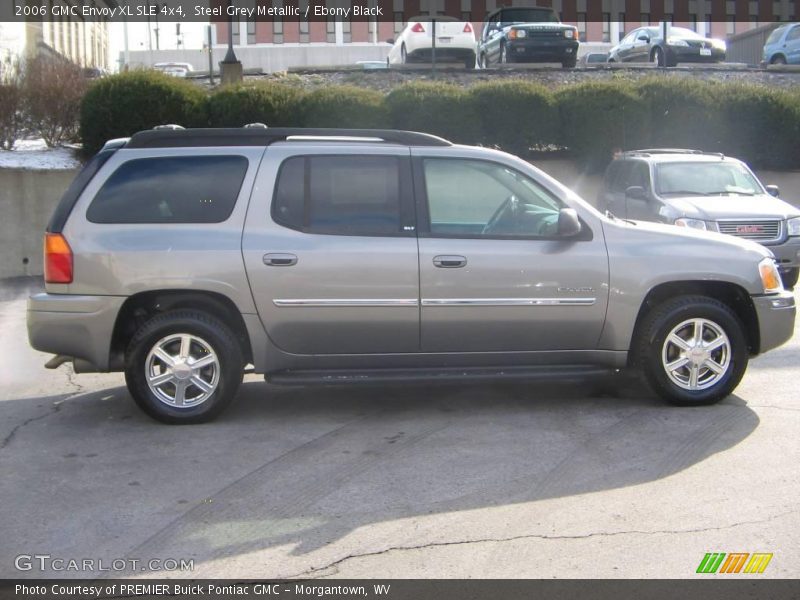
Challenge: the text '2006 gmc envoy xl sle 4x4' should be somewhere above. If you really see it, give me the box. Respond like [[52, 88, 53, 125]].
[[28, 128, 796, 423]]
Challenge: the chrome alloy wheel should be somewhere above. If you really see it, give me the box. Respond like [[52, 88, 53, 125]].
[[145, 334, 219, 408], [661, 318, 731, 391]]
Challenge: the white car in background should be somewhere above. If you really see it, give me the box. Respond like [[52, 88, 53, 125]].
[[387, 16, 477, 69], [154, 62, 194, 78]]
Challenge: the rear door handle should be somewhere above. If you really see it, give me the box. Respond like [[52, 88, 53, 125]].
[[263, 253, 297, 267], [433, 255, 467, 268]]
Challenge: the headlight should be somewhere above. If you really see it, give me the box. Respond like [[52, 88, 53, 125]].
[[667, 38, 689, 46], [564, 29, 576, 39], [787, 216, 800, 236], [759, 258, 784, 294], [674, 217, 707, 230], [712, 39, 726, 50], [509, 29, 526, 39]]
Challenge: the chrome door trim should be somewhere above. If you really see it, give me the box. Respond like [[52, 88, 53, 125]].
[[273, 299, 419, 307], [421, 298, 597, 307]]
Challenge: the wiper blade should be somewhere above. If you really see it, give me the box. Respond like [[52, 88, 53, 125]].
[[659, 190, 712, 196], [706, 190, 756, 196], [605, 210, 636, 225]]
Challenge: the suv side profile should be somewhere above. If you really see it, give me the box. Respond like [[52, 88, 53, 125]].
[[598, 149, 800, 289], [28, 129, 795, 424], [479, 7, 579, 68], [763, 22, 800, 65]]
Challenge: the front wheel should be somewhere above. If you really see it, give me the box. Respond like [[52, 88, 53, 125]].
[[499, 43, 510, 64], [562, 55, 577, 68], [124, 310, 244, 424], [635, 296, 748, 406]]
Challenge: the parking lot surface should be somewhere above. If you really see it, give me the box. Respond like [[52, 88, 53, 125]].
[[1, 278, 798, 579]]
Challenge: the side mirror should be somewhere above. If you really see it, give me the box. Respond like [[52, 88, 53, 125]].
[[637, 35, 650, 43], [386, 38, 395, 45], [558, 208, 582, 237], [766, 184, 780, 197], [626, 185, 647, 201]]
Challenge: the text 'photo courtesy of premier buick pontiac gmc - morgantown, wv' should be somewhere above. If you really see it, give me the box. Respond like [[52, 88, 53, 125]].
[[27, 128, 796, 423]]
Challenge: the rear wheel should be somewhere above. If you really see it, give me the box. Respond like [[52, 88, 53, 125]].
[[651, 47, 666, 67], [780, 267, 799, 289], [124, 310, 244, 424], [401, 44, 408, 64], [464, 54, 476, 69], [635, 296, 748, 406]]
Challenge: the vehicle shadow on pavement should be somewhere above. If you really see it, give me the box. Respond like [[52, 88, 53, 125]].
[[0, 374, 760, 575]]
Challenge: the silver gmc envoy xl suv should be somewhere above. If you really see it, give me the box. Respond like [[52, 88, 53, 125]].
[[27, 128, 796, 424]]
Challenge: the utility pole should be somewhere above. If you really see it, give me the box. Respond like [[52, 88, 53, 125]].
[[220, 0, 243, 84]]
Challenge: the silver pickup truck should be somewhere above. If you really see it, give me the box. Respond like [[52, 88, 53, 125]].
[[27, 128, 795, 423]]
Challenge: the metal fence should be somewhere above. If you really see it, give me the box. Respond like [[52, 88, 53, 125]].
[[726, 22, 783, 65]]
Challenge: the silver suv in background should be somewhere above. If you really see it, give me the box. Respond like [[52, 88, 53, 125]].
[[598, 149, 800, 289], [28, 129, 795, 423]]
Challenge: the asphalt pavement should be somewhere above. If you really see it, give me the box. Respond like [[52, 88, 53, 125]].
[[1, 277, 798, 579]]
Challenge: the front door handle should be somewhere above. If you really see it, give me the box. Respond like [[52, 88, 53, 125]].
[[263, 253, 298, 267], [433, 255, 467, 268]]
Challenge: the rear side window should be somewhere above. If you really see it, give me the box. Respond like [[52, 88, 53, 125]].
[[273, 155, 403, 236], [87, 156, 248, 224]]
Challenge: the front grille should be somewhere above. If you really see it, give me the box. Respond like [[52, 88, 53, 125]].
[[717, 220, 783, 243], [523, 29, 563, 38]]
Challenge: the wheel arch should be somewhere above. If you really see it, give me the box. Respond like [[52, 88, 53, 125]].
[[627, 280, 759, 366], [110, 290, 253, 370]]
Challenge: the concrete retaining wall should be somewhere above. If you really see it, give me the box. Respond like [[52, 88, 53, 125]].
[[1, 161, 797, 280]]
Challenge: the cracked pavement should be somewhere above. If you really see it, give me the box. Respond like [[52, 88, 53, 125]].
[[1, 277, 798, 579]]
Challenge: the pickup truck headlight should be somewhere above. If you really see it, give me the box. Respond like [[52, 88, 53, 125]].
[[759, 258, 784, 294], [787, 216, 800, 236], [674, 217, 707, 230]]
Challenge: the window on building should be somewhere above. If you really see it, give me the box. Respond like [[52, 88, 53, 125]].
[[664, 13, 674, 23], [327, 18, 335, 43], [619, 12, 626, 37], [602, 13, 611, 42], [88, 156, 249, 224], [641, 12, 651, 26], [689, 14, 698, 30], [343, 18, 351, 43], [727, 15, 735, 35], [272, 156, 403, 237], [462, 11, 472, 22], [232, 21, 240, 45], [273, 18, 283, 44], [247, 20, 256, 44], [394, 12, 404, 34], [577, 13, 587, 42], [750, 15, 759, 26]]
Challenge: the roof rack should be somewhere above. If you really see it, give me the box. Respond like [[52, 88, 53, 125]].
[[125, 128, 452, 149], [624, 148, 725, 158]]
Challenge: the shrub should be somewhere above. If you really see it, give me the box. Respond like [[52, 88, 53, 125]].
[[0, 56, 23, 150], [386, 82, 480, 144], [80, 70, 207, 156], [207, 83, 304, 128], [468, 81, 556, 155], [23, 55, 87, 147], [636, 76, 725, 152], [556, 82, 648, 169], [714, 83, 800, 169], [301, 85, 389, 129]]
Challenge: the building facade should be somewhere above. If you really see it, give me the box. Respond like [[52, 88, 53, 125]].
[[214, 0, 797, 47]]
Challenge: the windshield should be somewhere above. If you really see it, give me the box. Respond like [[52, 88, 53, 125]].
[[766, 26, 787, 44], [501, 8, 559, 24], [655, 162, 764, 196], [669, 27, 705, 39]]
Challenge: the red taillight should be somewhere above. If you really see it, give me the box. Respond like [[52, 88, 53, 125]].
[[44, 233, 73, 284], [411, 22, 425, 33], [463, 22, 473, 33]]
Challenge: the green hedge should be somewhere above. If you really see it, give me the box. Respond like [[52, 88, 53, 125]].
[[79, 74, 800, 170], [80, 70, 207, 156], [301, 85, 389, 129], [386, 82, 480, 144], [468, 81, 556, 155], [206, 82, 303, 127]]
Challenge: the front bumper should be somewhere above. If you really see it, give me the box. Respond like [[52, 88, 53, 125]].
[[507, 39, 579, 62], [408, 47, 476, 62], [27, 293, 126, 372], [666, 45, 725, 63], [752, 291, 796, 354]]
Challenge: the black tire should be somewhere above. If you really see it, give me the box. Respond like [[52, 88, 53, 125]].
[[635, 296, 748, 406], [464, 54, 476, 69], [500, 43, 510, 64], [652, 46, 666, 67], [480, 52, 488, 68], [562, 56, 577, 69], [771, 55, 787, 65], [780, 267, 799, 290], [124, 310, 244, 424], [401, 44, 408, 64]]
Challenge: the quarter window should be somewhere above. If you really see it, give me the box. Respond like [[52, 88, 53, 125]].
[[422, 159, 564, 238], [87, 156, 248, 224], [273, 156, 403, 236]]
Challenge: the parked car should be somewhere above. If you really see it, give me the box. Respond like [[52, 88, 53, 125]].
[[762, 22, 800, 65], [479, 6, 579, 68], [387, 17, 477, 69], [154, 62, 194, 78], [607, 26, 726, 67], [28, 128, 795, 423], [598, 149, 800, 288], [579, 52, 609, 66]]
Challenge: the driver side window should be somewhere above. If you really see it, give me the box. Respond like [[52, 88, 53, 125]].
[[422, 158, 564, 238]]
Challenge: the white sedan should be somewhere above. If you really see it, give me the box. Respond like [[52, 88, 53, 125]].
[[387, 17, 477, 69]]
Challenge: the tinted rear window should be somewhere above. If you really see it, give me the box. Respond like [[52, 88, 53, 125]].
[[272, 155, 402, 236], [87, 156, 248, 224]]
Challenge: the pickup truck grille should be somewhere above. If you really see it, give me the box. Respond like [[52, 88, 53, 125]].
[[717, 220, 783, 243]]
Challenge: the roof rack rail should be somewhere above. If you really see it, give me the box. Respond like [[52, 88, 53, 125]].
[[125, 128, 452, 149], [624, 148, 725, 157]]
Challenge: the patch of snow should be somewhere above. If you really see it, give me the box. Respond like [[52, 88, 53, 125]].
[[0, 138, 82, 171]]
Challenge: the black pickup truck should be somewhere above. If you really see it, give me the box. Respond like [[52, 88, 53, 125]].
[[479, 7, 580, 68]]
